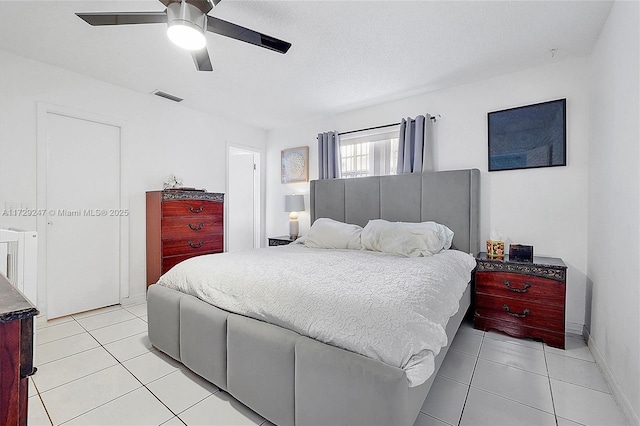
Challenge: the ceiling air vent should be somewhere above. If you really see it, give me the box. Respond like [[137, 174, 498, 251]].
[[152, 90, 183, 103]]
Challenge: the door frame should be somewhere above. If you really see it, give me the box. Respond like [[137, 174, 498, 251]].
[[226, 143, 262, 250], [36, 102, 129, 318]]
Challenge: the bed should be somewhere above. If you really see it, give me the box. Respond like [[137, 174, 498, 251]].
[[147, 168, 480, 426]]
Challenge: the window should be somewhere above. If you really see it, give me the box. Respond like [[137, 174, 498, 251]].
[[339, 127, 399, 178]]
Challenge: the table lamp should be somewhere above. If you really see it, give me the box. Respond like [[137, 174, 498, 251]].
[[285, 194, 305, 238]]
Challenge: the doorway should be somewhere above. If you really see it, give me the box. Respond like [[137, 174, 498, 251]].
[[227, 146, 261, 252], [37, 105, 125, 319]]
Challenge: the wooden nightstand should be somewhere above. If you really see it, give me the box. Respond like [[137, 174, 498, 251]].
[[268, 236, 296, 246], [473, 252, 567, 349]]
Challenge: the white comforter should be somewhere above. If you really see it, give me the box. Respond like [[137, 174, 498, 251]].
[[157, 244, 476, 386]]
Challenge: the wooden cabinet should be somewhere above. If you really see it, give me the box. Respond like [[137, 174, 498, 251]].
[[146, 190, 224, 287], [0, 274, 38, 426], [473, 253, 567, 349], [268, 236, 295, 246]]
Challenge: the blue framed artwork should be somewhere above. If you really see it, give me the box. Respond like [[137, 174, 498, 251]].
[[488, 99, 566, 172]]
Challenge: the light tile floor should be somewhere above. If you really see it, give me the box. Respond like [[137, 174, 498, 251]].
[[28, 303, 629, 426]]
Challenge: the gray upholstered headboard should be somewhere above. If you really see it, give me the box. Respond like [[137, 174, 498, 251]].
[[310, 169, 481, 254]]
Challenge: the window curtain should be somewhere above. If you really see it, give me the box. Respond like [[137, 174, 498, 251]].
[[318, 131, 341, 179], [396, 114, 434, 174]]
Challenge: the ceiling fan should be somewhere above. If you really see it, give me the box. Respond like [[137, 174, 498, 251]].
[[76, 0, 292, 72]]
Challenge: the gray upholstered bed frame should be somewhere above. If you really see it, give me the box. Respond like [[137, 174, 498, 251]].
[[147, 169, 480, 426], [310, 169, 480, 253]]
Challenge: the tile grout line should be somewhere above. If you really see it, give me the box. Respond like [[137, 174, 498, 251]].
[[475, 356, 550, 378], [467, 380, 560, 417], [34, 304, 232, 426], [41, 305, 179, 425], [35, 308, 145, 424], [84, 312, 195, 426], [466, 337, 560, 417], [74, 316, 142, 332], [30, 378, 54, 426], [57, 387, 145, 425], [33, 310, 619, 426], [543, 344, 589, 426], [455, 330, 485, 425], [35, 359, 121, 396], [476, 342, 549, 377], [544, 339, 617, 396], [550, 377, 617, 395], [546, 348, 597, 362], [542, 341, 560, 426]]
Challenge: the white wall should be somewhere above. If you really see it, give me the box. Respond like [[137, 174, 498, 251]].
[[266, 57, 591, 333], [0, 49, 267, 313], [587, 1, 639, 422]]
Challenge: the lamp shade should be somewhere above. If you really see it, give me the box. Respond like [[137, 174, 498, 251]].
[[285, 194, 305, 212]]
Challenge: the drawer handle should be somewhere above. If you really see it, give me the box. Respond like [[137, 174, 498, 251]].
[[189, 223, 204, 231], [504, 280, 531, 293], [503, 304, 530, 318], [188, 240, 204, 248], [189, 205, 204, 213]]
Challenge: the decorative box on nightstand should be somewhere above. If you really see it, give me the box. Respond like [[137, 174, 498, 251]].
[[268, 236, 296, 246], [473, 252, 567, 349]]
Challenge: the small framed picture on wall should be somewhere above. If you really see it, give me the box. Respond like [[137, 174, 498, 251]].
[[281, 146, 309, 183]]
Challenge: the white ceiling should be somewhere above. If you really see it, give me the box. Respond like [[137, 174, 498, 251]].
[[0, 1, 613, 130]]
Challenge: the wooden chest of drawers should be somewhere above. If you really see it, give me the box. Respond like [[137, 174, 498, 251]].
[[146, 190, 224, 287], [473, 253, 567, 349], [0, 274, 38, 426]]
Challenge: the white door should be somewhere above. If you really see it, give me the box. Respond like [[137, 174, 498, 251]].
[[45, 112, 121, 318], [227, 147, 260, 252]]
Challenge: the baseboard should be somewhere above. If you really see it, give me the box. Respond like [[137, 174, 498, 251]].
[[35, 314, 48, 328], [34, 294, 146, 325], [566, 321, 584, 336], [581, 324, 590, 343], [120, 292, 146, 306], [586, 329, 639, 425]]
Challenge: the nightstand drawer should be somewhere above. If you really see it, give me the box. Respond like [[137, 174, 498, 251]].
[[475, 294, 564, 332], [475, 271, 565, 306]]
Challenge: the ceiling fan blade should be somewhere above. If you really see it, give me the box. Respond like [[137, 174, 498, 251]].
[[76, 11, 168, 26], [191, 48, 213, 71], [206, 16, 291, 54]]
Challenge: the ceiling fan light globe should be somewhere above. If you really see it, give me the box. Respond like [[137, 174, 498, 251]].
[[166, 1, 208, 51], [167, 23, 206, 50]]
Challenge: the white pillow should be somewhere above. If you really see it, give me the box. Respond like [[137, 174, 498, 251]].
[[361, 219, 454, 257], [423, 221, 455, 250], [304, 218, 363, 250]]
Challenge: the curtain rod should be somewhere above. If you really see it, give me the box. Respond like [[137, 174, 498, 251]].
[[333, 114, 441, 137]]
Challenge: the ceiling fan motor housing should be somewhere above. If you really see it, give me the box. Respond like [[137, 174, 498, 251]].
[[167, 1, 207, 49]]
